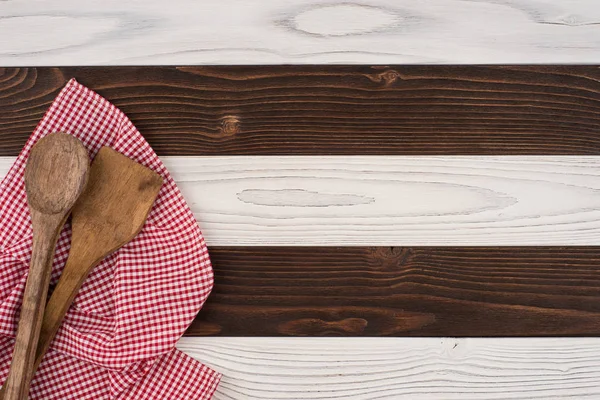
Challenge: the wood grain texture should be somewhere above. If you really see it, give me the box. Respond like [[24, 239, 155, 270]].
[[158, 156, 600, 246], [188, 246, 600, 337], [5, 155, 600, 246], [1, 1, 600, 65], [2, 66, 600, 156], [177, 337, 600, 399]]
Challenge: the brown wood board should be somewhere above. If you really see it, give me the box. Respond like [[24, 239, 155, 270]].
[[188, 247, 600, 337], [1, 66, 600, 156]]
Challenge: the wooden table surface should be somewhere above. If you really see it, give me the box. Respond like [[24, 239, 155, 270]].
[[2, 1, 600, 399]]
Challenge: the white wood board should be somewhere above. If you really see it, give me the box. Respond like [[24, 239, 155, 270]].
[[2, 156, 600, 246], [177, 337, 600, 399], [1, 0, 600, 65]]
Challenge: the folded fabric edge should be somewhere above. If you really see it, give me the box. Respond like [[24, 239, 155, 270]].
[[117, 349, 221, 400]]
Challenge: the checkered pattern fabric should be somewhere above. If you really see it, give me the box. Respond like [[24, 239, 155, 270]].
[[0, 79, 221, 399]]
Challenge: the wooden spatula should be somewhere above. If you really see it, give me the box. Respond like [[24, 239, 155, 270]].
[[3, 133, 89, 400], [1, 147, 162, 399]]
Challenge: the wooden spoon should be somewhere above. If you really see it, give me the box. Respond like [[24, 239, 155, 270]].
[[3, 133, 89, 400], [32, 147, 161, 384]]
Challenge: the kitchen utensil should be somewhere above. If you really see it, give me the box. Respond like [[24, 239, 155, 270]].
[[3, 133, 89, 400]]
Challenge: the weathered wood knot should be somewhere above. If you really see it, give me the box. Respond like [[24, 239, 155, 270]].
[[219, 115, 240, 136], [366, 68, 402, 87]]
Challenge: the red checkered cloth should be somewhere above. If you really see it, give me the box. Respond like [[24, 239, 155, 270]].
[[0, 79, 221, 399]]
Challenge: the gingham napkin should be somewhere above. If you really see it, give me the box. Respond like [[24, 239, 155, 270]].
[[0, 79, 221, 399]]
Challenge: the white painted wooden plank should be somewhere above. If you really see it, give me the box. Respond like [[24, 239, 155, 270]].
[[177, 337, 600, 399], [2, 156, 600, 245], [1, 0, 600, 65]]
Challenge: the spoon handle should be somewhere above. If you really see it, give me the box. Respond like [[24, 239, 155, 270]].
[[3, 211, 67, 400]]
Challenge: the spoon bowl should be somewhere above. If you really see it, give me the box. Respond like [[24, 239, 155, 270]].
[[24, 133, 89, 214]]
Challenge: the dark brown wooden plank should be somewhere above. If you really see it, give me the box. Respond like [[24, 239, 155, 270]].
[[187, 247, 600, 336], [1, 66, 600, 155]]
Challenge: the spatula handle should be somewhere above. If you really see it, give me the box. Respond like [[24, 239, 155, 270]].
[[3, 212, 65, 400], [34, 250, 93, 373]]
